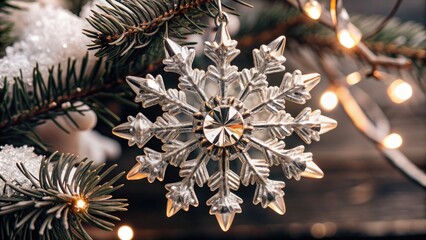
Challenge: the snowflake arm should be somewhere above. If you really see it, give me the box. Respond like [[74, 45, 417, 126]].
[[126, 139, 199, 183], [112, 113, 154, 148], [204, 23, 240, 98], [239, 152, 286, 214], [165, 181, 199, 217], [207, 155, 242, 232], [127, 74, 198, 115], [162, 139, 199, 167], [163, 38, 208, 102], [292, 108, 337, 144], [252, 108, 337, 143], [112, 112, 193, 147], [179, 153, 210, 187], [250, 70, 321, 114], [126, 148, 168, 182], [237, 36, 287, 101], [153, 113, 193, 142], [165, 153, 210, 217], [247, 137, 323, 180]]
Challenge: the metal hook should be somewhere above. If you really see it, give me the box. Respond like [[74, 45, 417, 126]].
[[217, 0, 223, 19], [215, 0, 229, 26]]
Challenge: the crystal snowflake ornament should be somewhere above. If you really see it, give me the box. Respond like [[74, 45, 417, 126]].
[[113, 19, 337, 231]]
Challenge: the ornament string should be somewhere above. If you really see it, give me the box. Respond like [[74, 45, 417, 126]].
[[215, 0, 229, 26], [217, 0, 223, 20]]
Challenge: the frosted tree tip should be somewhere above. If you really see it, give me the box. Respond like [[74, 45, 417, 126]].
[[301, 161, 324, 179], [268, 36, 286, 60], [268, 196, 286, 215], [164, 38, 183, 58], [216, 212, 236, 232]]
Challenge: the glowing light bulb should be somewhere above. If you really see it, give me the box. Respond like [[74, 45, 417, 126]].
[[382, 133, 402, 149], [346, 71, 362, 85], [337, 25, 362, 49], [73, 197, 87, 212], [118, 225, 134, 240], [387, 79, 413, 104], [320, 91, 338, 111], [304, 0, 322, 20]]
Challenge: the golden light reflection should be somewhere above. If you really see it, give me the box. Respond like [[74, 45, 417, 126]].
[[336, 23, 362, 49], [387, 79, 413, 103], [118, 225, 134, 240], [346, 71, 362, 85], [382, 133, 403, 149], [320, 91, 338, 111], [304, 0, 322, 20], [73, 197, 88, 212]]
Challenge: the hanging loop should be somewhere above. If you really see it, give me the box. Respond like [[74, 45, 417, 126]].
[[215, 0, 229, 26], [215, 12, 229, 26]]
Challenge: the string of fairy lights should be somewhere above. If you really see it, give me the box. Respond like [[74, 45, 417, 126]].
[[297, 0, 415, 150], [294, 0, 425, 188]]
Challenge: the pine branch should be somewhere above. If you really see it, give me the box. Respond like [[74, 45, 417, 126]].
[[0, 47, 162, 153], [0, 152, 128, 240], [84, 0, 250, 62]]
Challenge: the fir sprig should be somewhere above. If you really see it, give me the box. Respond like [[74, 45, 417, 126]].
[[0, 45, 162, 153], [84, 0, 251, 62], [0, 152, 128, 240]]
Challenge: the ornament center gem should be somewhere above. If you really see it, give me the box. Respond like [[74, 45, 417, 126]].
[[203, 105, 244, 147]]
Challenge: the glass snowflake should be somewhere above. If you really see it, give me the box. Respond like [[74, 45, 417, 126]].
[[113, 22, 337, 231]]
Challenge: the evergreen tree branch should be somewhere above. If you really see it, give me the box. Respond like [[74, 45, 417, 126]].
[[84, 0, 250, 62], [0, 47, 163, 153], [0, 152, 128, 240]]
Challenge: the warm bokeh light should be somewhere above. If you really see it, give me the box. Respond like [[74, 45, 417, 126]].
[[387, 79, 413, 103], [73, 197, 87, 212], [382, 133, 403, 149], [311, 223, 327, 238], [337, 25, 361, 49], [304, 0, 322, 20], [320, 91, 338, 111], [346, 71, 362, 85], [118, 225, 134, 240]]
